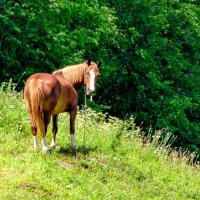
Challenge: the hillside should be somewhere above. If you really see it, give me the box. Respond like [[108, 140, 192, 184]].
[[0, 83, 199, 200], [1, 0, 200, 152]]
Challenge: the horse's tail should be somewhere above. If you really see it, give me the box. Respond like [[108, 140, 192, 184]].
[[29, 79, 45, 135]]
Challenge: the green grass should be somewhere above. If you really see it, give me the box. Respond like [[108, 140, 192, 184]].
[[0, 82, 200, 200]]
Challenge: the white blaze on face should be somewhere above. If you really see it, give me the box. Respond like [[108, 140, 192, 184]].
[[88, 70, 95, 94]]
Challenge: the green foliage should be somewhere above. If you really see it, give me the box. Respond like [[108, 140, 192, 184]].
[[0, 0, 116, 86], [0, 85, 200, 199], [0, 0, 200, 153], [96, 0, 200, 153]]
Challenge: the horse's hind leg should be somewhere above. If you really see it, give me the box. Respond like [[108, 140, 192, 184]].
[[29, 113, 38, 149], [41, 112, 51, 152], [50, 115, 58, 149], [69, 109, 77, 151]]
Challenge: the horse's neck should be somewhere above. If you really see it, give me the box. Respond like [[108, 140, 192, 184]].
[[64, 64, 85, 91], [54, 64, 86, 91], [73, 81, 84, 91]]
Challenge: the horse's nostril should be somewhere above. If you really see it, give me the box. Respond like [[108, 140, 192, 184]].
[[86, 88, 94, 96]]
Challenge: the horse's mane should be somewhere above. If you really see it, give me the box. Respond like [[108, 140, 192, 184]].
[[55, 63, 85, 85]]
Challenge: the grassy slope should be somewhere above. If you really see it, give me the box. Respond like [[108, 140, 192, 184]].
[[0, 84, 200, 200]]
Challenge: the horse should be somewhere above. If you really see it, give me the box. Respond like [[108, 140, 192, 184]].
[[24, 59, 101, 153]]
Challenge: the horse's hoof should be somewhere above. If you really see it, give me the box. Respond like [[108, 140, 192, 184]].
[[42, 147, 50, 154]]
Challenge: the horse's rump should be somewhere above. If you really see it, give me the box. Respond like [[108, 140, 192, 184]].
[[28, 78, 45, 134], [24, 73, 62, 133]]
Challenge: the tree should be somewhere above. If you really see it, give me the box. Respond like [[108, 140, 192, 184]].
[[96, 0, 200, 153], [0, 0, 117, 88]]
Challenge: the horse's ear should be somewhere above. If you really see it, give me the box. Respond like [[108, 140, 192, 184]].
[[87, 58, 92, 65], [97, 62, 102, 68]]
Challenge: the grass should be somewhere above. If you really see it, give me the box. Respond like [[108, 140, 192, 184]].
[[0, 82, 200, 200]]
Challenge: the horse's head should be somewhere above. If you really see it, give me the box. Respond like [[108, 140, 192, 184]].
[[84, 59, 101, 96]]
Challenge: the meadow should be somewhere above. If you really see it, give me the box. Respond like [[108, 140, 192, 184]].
[[0, 82, 200, 200]]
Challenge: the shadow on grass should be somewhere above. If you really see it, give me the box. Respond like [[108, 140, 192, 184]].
[[58, 145, 98, 157]]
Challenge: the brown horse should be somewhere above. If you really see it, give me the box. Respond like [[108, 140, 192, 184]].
[[24, 59, 101, 152]]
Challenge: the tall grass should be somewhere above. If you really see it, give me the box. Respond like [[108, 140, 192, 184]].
[[0, 82, 200, 200]]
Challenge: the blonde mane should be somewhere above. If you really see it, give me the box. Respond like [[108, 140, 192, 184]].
[[59, 63, 85, 85], [53, 61, 99, 90]]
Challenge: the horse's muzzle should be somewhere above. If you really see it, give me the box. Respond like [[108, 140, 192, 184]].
[[86, 88, 94, 96]]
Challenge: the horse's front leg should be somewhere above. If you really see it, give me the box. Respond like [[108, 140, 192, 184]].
[[69, 109, 77, 151], [50, 115, 58, 149]]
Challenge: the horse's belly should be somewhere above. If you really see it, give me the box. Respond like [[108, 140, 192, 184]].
[[52, 101, 68, 115]]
